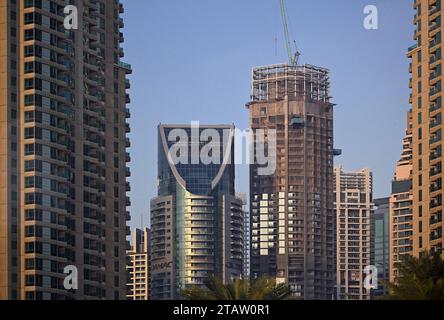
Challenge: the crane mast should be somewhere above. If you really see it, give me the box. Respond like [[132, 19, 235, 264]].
[[279, 0, 300, 66]]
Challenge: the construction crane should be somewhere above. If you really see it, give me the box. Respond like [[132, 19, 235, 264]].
[[279, 0, 300, 66]]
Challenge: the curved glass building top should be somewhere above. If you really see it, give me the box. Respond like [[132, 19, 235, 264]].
[[158, 124, 235, 196]]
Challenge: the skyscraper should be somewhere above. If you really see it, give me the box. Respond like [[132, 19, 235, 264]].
[[248, 64, 336, 300], [126, 228, 151, 300], [371, 197, 390, 297], [334, 166, 373, 300], [408, 0, 443, 256], [0, 0, 131, 300], [150, 124, 244, 300], [390, 112, 414, 283]]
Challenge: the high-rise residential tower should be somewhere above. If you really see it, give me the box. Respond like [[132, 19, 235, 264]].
[[408, 0, 443, 256], [150, 124, 244, 300], [126, 228, 151, 300], [334, 166, 373, 300], [371, 197, 390, 297], [248, 64, 336, 300], [236, 192, 250, 280], [0, 0, 132, 300], [390, 112, 414, 283]]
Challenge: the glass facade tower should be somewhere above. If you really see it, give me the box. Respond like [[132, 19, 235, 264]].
[[150, 124, 244, 300]]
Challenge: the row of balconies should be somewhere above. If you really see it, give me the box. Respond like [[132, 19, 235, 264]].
[[429, 0, 442, 17]]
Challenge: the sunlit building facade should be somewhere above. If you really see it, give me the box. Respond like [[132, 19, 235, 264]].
[[0, 0, 132, 300], [408, 0, 443, 257]]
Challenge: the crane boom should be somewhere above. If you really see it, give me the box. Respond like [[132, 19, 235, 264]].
[[279, 0, 300, 66]]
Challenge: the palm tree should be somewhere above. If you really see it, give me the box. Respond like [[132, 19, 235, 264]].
[[181, 275, 289, 300], [384, 251, 444, 300]]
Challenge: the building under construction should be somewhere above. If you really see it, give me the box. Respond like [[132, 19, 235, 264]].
[[248, 63, 336, 299]]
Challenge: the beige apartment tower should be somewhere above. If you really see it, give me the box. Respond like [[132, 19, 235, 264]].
[[390, 112, 414, 283], [334, 166, 373, 300], [0, 0, 132, 299], [248, 64, 336, 300], [408, 0, 443, 256], [126, 228, 150, 300]]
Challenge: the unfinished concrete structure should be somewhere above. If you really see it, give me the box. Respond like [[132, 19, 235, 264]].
[[248, 64, 335, 300]]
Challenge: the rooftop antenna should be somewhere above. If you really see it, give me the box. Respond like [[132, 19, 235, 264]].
[[279, 0, 300, 66]]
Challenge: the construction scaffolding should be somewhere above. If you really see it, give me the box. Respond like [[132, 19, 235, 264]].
[[250, 63, 332, 104]]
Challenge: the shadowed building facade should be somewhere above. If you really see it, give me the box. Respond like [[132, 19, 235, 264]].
[[150, 124, 244, 300], [371, 197, 390, 298]]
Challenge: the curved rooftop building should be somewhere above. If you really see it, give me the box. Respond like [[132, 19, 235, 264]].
[[150, 124, 244, 300]]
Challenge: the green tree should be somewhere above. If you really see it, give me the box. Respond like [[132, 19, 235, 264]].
[[384, 251, 444, 300], [181, 275, 289, 300]]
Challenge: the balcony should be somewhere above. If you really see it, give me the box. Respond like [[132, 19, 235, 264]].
[[430, 147, 443, 161], [429, 0, 442, 16], [429, 32, 442, 50], [118, 47, 124, 58], [430, 101, 442, 113], [430, 163, 442, 177], [430, 227, 443, 241], [118, 61, 132, 74], [430, 195, 443, 209], [430, 81, 442, 97], [430, 211, 443, 225], [430, 65, 442, 81], [430, 117, 442, 129], [430, 179, 442, 192], [430, 49, 442, 65], [430, 130, 442, 145], [408, 44, 418, 53]]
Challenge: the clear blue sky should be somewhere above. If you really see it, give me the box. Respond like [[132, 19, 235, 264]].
[[121, 0, 415, 229]]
